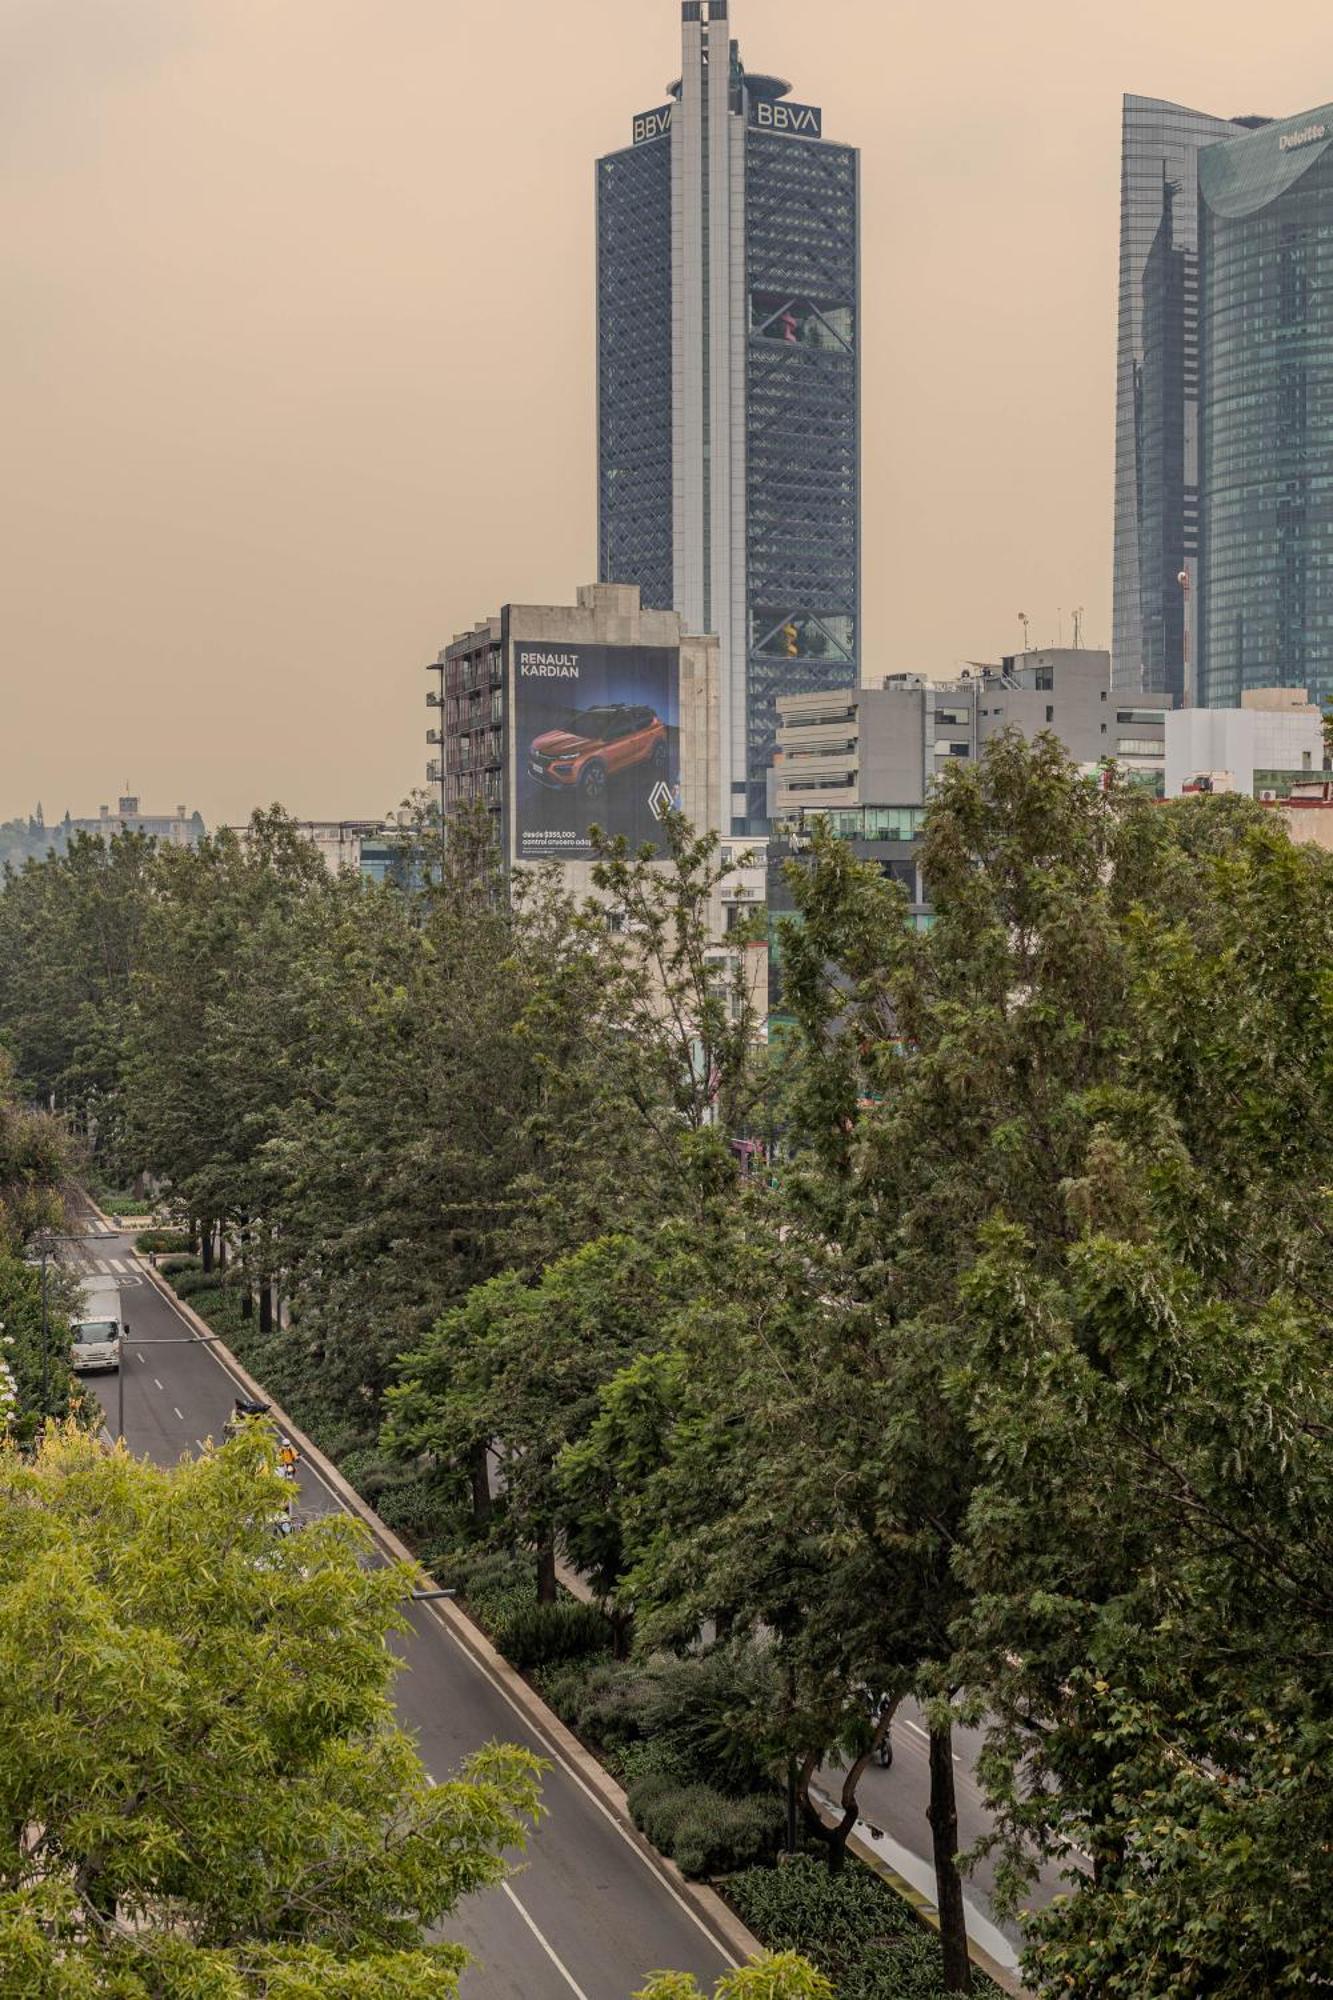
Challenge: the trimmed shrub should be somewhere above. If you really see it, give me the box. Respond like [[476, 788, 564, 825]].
[[135, 1229, 192, 1255], [493, 1599, 614, 1671], [157, 1254, 200, 1278], [628, 1776, 782, 1880], [168, 1270, 235, 1302]]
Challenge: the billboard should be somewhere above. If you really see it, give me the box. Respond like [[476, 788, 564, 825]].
[[514, 641, 681, 862]]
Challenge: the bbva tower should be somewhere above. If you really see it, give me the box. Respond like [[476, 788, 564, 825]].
[[597, 1, 860, 835]]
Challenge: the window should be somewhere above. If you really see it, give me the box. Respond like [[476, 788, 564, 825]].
[[1117, 738, 1164, 757], [936, 741, 971, 758], [935, 706, 969, 727], [1034, 668, 1054, 691], [1045, 705, 1054, 724], [1116, 709, 1166, 726]]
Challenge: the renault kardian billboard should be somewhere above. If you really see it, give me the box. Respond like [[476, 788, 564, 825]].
[[514, 642, 681, 862]]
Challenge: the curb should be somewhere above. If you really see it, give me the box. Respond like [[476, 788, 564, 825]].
[[808, 1783, 1027, 1996], [103, 1210, 764, 1970]]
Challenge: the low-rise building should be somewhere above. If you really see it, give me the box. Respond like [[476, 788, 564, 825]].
[[770, 648, 1171, 829], [1165, 688, 1326, 799], [426, 583, 723, 896], [70, 796, 205, 848]]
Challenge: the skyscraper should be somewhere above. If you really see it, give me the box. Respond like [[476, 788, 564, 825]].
[[1197, 106, 1333, 710], [1113, 96, 1258, 698], [597, 0, 860, 834]]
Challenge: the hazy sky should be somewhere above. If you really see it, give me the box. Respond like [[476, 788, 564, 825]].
[[2, 0, 1329, 826]]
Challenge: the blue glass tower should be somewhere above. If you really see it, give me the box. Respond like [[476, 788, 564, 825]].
[[597, 0, 860, 834], [1197, 106, 1333, 709]]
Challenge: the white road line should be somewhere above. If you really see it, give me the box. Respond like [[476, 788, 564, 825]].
[[136, 1353, 146, 1365], [153, 1378, 163, 1391], [501, 1883, 592, 1999], [905, 1719, 929, 1740], [174, 1407, 184, 1421], [108, 1259, 126, 1274], [144, 1274, 738, 1972]]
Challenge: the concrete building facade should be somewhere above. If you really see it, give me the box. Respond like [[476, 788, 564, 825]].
[[597, 0, 860, 834], [770, 651, 1172, 824], [1164, 688, 1326, 798]]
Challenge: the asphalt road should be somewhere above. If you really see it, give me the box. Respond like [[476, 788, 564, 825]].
[[67, 1223, 736, 2000], [825, 1705, 1072, 1954]]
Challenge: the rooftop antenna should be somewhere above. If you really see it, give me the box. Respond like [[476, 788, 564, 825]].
[[1072, 606, 1085, 649], [1017, 611, 1030, 653]]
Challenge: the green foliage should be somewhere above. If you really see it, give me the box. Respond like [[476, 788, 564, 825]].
[[492, 1599, 614, 1670], [635, 1955, 835, 2000], [728, 1859, 989, 1999], [0, 1426, 543, 1994], [157, 1252, 201, 1276], [135, 1227, 192, 1254], [534, 1650, 779, 1797], [0, 1057, 74, 1252], [627, 1775, 783, 1879]]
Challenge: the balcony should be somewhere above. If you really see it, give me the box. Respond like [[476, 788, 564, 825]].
[[426, 691, 443, 709], [426, 729, 442, 746], [426, 759, 443, 785]]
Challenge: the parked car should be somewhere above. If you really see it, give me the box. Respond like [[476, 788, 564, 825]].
[[528, 703, 668, 801]]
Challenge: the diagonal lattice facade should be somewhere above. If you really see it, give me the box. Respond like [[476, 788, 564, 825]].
[[597, 141, 675, 616], [745, 129, 860, 819]]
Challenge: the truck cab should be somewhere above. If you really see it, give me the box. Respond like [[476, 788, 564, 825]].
[[71, 1284, 124, 1374]]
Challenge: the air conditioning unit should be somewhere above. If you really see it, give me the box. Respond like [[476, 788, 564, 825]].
[[1260, 789, 1278, 802]]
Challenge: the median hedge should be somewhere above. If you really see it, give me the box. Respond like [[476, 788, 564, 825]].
[[728, 1859, 998, 2000]]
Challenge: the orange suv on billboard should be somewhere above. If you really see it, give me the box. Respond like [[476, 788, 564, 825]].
[[528, 703, 669, 802]]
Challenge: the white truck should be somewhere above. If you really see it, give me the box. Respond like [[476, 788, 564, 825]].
[[70, 1282, 125, 1375]]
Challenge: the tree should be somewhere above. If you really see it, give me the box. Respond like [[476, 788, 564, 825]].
[[635, 1956, 834, 2000], [959, 1227, 1333, 1996], [0, 1427, 542, 1996], [385, 1234, 693, 1612]]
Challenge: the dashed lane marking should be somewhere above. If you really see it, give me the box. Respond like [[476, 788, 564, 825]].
[[174, 1407, 184, 1421], [501, 1884, 593, 1999], [153, 1378, 163, 1392], [144, 1276, 740, 1975]]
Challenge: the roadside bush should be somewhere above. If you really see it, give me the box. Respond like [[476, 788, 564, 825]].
[[638, 1648, 778, 1797], [538, 1658, 657, 1755], [157, 1254, 199, 1278], [628, 1775, 782, 1880], [168, 1269, 235, 1302], [98, 1194, 153, 1219], [727, 1857, 993, 2000], [494, 1599, 614, 1670], [135, 1229, 192, 1256], [455, 1547, 537, 1632], [336, 1450, 468, 1547]]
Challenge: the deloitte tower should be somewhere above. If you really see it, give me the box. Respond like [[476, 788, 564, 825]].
[[596, 1, 860, 835]]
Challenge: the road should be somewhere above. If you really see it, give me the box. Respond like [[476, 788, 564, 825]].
[[822, 1705, 1071, 1957], [67, 1221, 737, 2000]]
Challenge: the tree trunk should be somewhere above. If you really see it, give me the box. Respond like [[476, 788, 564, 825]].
[[259, 1284, 273, 1335], [240, 1289, 253, 1321], [217, 1230, 228, 1274], [469, 1442, 492, 1527], [928, 1720, 972, 1994], [826, 1698, 900, 1873], [200, 1223, 214, 1276], [536, 1537, 557, 1605]]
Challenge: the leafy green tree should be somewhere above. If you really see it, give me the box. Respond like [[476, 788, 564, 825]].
[[959, 1226, 1333, 1996], [385, 1235, 691, 1611], [635, 1956, 834, 2000], [0, 1426, 542, 1997], [0, 831, 154, 1138]]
